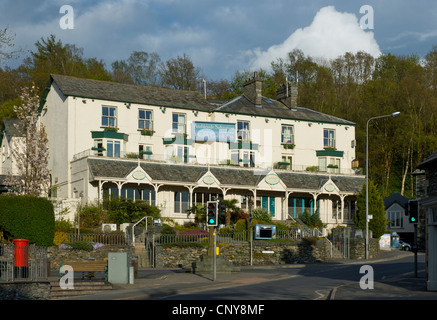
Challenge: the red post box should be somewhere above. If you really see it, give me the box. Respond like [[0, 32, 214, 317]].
[[13, 239, 29, 278]]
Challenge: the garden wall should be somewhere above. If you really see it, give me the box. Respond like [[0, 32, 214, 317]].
[[154, 238, 381, 269], [155, 238, 334, 269], [47, 245, 135, 270]]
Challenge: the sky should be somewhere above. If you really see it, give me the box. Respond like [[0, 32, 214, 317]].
[[1, 0, 437, 81]]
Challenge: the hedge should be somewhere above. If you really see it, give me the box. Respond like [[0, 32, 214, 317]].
[[0, 195, 55, 246]]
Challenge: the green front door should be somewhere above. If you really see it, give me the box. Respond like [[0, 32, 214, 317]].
[[261, 196, 275, 216]]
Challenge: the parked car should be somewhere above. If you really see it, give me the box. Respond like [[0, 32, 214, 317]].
[[399, 240, 412, 251]]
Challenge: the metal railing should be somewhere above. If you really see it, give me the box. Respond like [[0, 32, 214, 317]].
[[154, 227, 321, 245], [0, 244, 48, 282], [72, 148, 362, 176], [67, 233, 127, 246]]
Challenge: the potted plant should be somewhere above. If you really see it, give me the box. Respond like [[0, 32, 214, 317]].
[[141, 128, 154, 136]]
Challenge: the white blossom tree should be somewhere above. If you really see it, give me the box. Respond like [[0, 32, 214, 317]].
[[5, 85, 49, 196]]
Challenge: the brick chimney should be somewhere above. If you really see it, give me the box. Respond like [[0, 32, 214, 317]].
[[243, 72, 262, 106], [276, 82, 298, 109]]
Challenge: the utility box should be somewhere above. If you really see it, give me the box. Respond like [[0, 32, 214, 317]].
[[108, 252, 130, 284]]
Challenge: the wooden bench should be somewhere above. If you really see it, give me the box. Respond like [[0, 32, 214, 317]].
[[60, 260, 108, 280]]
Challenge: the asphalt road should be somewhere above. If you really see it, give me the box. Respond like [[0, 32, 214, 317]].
[[157, 251, 433, 300]]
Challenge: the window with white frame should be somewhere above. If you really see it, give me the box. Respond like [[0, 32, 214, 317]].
[[237, 121, 250, 141], [138, 109, 153, 130], [93, 139, 104, 156], [172, 113, 186, 134], [174, 191, 189, 213], [281, 155, 292, 170], [388, 207, 403, 228], [281, 125, 294, 144], [102, 106, 117, 128], [139, 144, 152, 160], [107, 140, 121, 158], [323, 128, 335, 148]]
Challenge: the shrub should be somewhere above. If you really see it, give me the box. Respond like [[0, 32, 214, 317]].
[[0, 195, 55, 246], [55, 219, 74, 233], [69, 241, 93, 251], [160, 225, 176, 235], [53, 232, 69, 245], [251, 208, 273, 223], [77, 202, 107, 228]]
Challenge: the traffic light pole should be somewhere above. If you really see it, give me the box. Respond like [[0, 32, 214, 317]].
[[208, 226, 217, 281], [213, 228, 217, 281], [414, 223, 418, 278]]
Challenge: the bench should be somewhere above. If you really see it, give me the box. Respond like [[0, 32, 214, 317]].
[[60, 259, 108, 280]]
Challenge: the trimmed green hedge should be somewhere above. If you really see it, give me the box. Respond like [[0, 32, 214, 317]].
[[0, 195, 55, 246]]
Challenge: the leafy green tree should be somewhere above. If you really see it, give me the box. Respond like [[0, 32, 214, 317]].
[[354, 181, 387, 238], [186, 203, 206, 227], [159, 53, 201, 90], [221, 199, 239, 226], [300, 209, 324, 228], [251, 208, 272, 224]]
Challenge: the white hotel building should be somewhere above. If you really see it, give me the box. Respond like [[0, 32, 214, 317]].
[[2, 73, 364, 230]]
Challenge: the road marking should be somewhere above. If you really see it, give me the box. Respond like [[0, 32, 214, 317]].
[[314, 290, 328, 300]]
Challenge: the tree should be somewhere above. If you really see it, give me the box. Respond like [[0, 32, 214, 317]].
[[221, 199, 239, 226], [111, 51, 161, 86], [4, 85, 49, 197], [0, 27, 20, 63], [354, 181, 387, 238], [23, 34, 111, 91], [159, 53, 201, 90], [186, 203, 206, 226]]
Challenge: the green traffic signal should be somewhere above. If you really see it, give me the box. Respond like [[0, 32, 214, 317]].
[[408, 200, 418, 224], [206, 201, 218, 226]]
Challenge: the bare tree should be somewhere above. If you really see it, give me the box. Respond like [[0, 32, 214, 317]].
[[0, 27, 20, 63]]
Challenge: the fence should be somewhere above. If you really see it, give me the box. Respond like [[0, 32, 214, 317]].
[[0, 244, 48, 282], [145, 226, 323, 267], [153, 226, 321, 245], [67, 233, 127, 246]]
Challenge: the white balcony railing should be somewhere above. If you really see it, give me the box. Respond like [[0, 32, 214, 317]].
[[72, 149, 361, 175]]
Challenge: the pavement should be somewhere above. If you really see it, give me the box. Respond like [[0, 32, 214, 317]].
[[57, 249, 437, 300]]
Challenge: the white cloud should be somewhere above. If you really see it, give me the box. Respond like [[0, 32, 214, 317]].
[[248, 6, 382, 71]]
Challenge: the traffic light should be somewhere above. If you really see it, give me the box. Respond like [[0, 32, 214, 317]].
[[206, 201, 218, 226], [408, 200, 419, 223], [219, 201, 226, 220]]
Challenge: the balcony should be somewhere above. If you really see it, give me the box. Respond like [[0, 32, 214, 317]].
[[72, 149, 362, 175]]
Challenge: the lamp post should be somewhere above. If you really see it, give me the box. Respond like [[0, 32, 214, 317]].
[[365, 111, 400, 259]]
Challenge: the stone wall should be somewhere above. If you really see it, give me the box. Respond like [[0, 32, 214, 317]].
[[47, 245, 135, 270], [154, 238, 334, 269], [349, 238, 380, 260], [0, 281, 51, 300]]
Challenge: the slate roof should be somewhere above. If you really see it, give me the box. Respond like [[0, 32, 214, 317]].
[[417, 150, 437, 169], [44, 74, 355, 125], [46, 74, 215, 112], [0, 118, 22, 146], [383, 192, 409, 210], [1, 118, 22, 137], [214, 95, 355, 125], [87, 158, 364, 193]]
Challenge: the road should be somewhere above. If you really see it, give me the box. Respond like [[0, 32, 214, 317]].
[[157, 252, 432, 300]]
